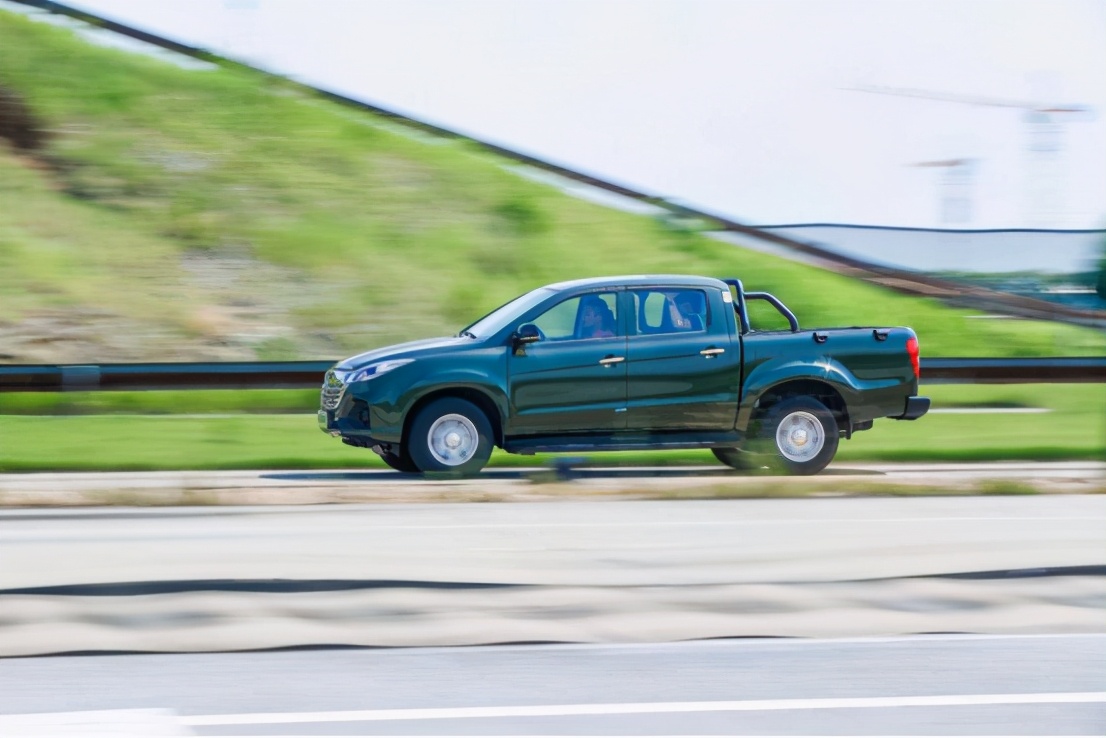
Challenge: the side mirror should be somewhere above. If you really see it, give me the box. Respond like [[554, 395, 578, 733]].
[[513, 324, 542, 346]]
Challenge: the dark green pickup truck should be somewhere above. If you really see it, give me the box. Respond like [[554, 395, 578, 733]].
[[319, 275, 929, 475]]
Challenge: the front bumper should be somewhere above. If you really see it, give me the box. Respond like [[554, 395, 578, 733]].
[[895, 395, 931, 420], [317, 409, 339, 435], [318, 403, 377, 438], [318, 368, 374, 438]]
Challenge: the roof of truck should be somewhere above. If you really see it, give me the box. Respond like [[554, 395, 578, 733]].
[[543, 274, 730, 291]]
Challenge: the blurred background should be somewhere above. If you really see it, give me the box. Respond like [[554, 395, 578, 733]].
[[1, 6, 1104, 733], [0, 0, 1103, 471]]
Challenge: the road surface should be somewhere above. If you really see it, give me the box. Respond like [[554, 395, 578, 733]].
[[1, 635, 1104, 735], [1, 491, 1102, 656]]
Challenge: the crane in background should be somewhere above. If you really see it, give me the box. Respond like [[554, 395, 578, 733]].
[[845, 82, 1095, 227]]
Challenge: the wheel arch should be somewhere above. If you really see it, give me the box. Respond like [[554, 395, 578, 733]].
[[402, 387, 506, 449], [744, 378, 849, 432]]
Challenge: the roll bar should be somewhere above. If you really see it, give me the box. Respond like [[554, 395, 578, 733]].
[[722, 279, 800, 333]]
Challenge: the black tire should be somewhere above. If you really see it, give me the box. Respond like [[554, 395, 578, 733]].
[[745, 396, 840, 475], [407, 398, 494, 475], [378, 447, 419, 473], [711, 446, 763, 471]]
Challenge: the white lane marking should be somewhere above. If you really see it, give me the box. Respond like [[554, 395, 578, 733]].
[[375, 633, 1106, 657], [183, 692, 1106, 725], [0, 708, 186, 735], [373, 517, 1106, 528]]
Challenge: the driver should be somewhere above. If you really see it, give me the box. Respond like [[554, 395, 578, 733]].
[[578, 296, 615, 339]]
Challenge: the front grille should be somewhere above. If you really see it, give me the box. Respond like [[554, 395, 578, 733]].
[[320, 370, 346, 410]]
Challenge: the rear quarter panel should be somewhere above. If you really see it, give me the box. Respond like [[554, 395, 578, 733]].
[[738, 327, 919, 429]]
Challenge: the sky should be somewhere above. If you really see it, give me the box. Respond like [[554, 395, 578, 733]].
[[52, 0, 1106, 231]]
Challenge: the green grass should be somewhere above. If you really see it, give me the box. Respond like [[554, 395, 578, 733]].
[[835, 383, 1106, 462], [0, 389, 319, 415], [0, 8, 1103, 366], [1, 384, 1101, 472]]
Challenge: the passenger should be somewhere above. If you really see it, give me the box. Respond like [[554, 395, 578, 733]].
[[675, 291, 705, 330]]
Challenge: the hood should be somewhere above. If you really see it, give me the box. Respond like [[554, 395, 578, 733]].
[[336, 336, 472, 370]]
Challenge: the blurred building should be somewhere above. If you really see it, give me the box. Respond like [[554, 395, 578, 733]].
[[754, 224, 1103, 275]]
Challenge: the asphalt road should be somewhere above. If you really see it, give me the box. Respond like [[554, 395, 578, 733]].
[[1, 467, 1103, 734], [4, 491, 1105, 588], [1, 635, 1104, 735]]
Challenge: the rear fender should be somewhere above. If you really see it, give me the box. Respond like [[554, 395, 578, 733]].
[[738, 360, 857, 430]]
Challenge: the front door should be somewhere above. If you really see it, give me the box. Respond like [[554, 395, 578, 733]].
[[506, 292, 627, 436], [623, 287, 741, 431]]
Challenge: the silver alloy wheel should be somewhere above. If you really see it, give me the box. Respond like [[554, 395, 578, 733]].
[[775, 410, 825, 462], [426, 413, 479, 466]]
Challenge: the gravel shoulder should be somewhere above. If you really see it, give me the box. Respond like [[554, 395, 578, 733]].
[[0, 461, 1103, 507], [1, 467, 1102, 657]]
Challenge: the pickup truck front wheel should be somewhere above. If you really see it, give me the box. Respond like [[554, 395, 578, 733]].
[[377, 447, 420, 473], [408, 398, 494, 475]]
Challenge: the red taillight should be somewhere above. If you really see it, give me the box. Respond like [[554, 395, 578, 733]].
[[906, 336, 920, 379]]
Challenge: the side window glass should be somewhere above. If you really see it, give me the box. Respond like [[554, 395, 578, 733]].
[[530, 292, 618, 341], [634, 289, 708, 335]]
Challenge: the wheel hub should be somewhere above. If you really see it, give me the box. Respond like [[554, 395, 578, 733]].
[[427, 413, 478, 466], [776, 410, 824, 462]]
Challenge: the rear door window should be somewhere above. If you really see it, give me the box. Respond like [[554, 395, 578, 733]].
[[632, 288, 709, 335]]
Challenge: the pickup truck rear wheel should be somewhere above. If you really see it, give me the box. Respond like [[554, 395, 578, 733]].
[[758, 396, 839, 475], [715, 397, 839, 474], [408, 398, 494, 475]]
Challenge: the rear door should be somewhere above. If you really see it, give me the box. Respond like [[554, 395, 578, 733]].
[[623, 286, 741, 431]]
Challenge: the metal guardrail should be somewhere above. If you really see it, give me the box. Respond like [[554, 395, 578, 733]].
[[0, 359, 1102, 392], [0, 362, 331, 392], [919, 357, 1106, 384]]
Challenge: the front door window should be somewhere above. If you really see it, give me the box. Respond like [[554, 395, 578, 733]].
[[531, 293, 619, 341]]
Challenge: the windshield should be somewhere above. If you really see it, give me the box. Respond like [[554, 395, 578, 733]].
[[461, 287, 556, 338]]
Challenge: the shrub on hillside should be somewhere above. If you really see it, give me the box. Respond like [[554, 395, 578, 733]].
[[0, 83, 47, 152]]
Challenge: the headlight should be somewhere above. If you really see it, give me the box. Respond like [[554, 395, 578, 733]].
[[346, 359, 414, 383]]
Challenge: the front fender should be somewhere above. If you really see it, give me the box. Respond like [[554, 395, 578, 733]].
[[363, 358, 509, 443]]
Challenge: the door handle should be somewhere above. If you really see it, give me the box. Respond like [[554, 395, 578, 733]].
[[599, 355, 625, 366], [700, 348, 725, 358]]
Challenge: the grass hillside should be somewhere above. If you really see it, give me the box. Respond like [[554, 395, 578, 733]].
[[1, 8, 1103, 364]]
